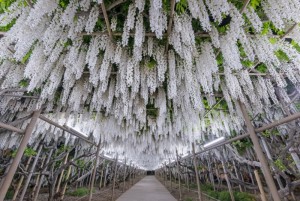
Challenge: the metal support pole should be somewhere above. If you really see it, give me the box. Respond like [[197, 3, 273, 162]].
[[88, 140, 102, 201], [192, 143, 202, 201], [239, 101, 281, 201], [0, 109, 41, 201]]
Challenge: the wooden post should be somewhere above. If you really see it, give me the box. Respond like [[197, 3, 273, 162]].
[[232, 160, 243, 192], [11, 156, 33, 201], [56, 152, 69, 193], [61, 165, 72, 200], [169, 158, 172, 190], [122, 159, 127, 192], [176, 149, 182, 200], [192, 142, 202, 201], [220, 152, 235, 201], [238, 101, 281, 201], [254, 169, 268, 201], [111, 155, 118, 201], [128, 162, 132, 186], [164, 162, 167, 185], [88, 140, 102, 201], [31, 155, 46, 198], [19, 145, 43, 201], [99, 159, 105, 189], [0, 109, 41, 201], [104, 164, 108, 188], [33, 148, 54, 201]]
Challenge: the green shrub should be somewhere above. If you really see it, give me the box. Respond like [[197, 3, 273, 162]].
[[201, 183, 214, 192], [185, 197, 193, 201], [67, 187, 92, 197], [206, 190, 219, 199], [234, 192, 256, 201], [219, 191, 232, 201], [5, 189, 14, 199]]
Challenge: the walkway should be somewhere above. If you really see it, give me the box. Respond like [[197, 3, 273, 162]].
[[116, 176, 177, 201]]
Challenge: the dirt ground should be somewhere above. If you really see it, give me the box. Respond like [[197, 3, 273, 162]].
[[34, 176, 144, 201], [157, 177, 208, 201]]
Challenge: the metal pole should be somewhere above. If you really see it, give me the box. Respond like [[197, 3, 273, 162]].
[[192, 142, 202, 201], [238, 101, 281, 201], [0, 109, 41, 201], [88, 140, 102, 201]]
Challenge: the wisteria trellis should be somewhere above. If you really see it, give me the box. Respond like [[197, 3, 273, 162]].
[[0, 0, 300, 169]]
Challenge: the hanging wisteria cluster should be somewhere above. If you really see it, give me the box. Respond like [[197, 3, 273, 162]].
[[1, 0, 300, 168]]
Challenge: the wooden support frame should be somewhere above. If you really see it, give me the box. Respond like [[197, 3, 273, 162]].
[[0, 122, 24, 133], [238, 101, 281, 201], [193, 111, 300, 156], [192, 143, 202, 201], [100, 1, 113, 39], [88, 140, 102, 201], [19, 145, 43, 201], [39, 115, 97, 146], [0, 109, 41, 201], [175, 149, 182, 201]]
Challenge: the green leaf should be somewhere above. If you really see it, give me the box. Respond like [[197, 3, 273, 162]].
[[175, 0, 188, 15], [274, 49, 290, 61], [261, 22, 270, 35], [291, 40, 300, 52], [269, 38, 277, 44], [250, 0, 261, 10], [241, 60, 254, 68], [256, 63, 267, 73], [274, 159, 286, 171]]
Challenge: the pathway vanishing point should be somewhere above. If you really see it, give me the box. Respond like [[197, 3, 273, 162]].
[[116, 176, 177, 201]]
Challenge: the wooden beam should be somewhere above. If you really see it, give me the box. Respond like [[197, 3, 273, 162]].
[[193, 111, 300, 156], [165, 0, 176, 52], [101, 2, 113, 39], [39, 115, 97, 146], [240, 0, 251, 14], [107, 0, 126, 11], [0, 122, 24, 133], [1, 94, 39, 99], [0, 109, 41, 201], [81, 31, 210, 37]]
